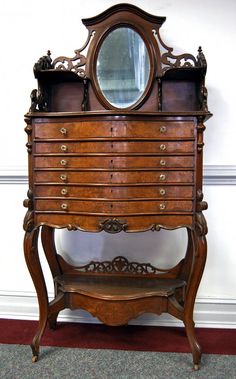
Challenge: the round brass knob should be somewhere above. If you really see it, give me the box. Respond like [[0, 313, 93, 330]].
[[60, 174, 67, 181], [160, 159, 166, 166], [159, 188, 166, 196], [160, 125, 167, 133], [61, 203, 68, 210], [160, 144, 166, 151], [159, 203, 166, 210], [159, 174, 166, 181], [60, 145, 68, 152], [60, 159, 67, 166], [60, 127, 67, 135], [61, 188, 68, 195]]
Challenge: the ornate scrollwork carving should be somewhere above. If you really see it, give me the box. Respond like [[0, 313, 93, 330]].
[[74, 256, 172, 275], [23, 189, 34, 232], [153, 29, 197, 74], [67, 224, 80, 231], [195, 190, 208, 236], [53, 31, 95, 77], [200, 84, 208, 112], [195, 212, 208, 236], [150, 224, 161, 231], [29, 88, 48, 112], [196, 189, 208, 212], [99, 219, 128, 234], [33, 50, 53, 74], [196, 46, 207, 73]]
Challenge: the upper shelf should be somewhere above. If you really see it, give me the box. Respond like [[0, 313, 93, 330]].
[[30, 3, 209, 114]]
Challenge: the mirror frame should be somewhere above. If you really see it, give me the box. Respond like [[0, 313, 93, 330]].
[[91, 24, 155, 110]]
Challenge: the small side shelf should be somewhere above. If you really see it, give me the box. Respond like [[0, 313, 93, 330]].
[[48, 274, 186, 328], [55, 274, 186, 300]]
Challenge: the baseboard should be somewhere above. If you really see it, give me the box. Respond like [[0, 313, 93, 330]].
[[0, 291, 236, 329]]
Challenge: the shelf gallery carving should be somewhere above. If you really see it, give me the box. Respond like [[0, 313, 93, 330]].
[[23, 3, 212, 369]]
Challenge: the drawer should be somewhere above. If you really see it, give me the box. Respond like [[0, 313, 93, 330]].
[[34, 156, 194, 169], [35, 213, 194, 231], [34, 141, 194, 154], [34, 170, 194, 184], [35, 199, 193, 214], [34, 120, 194, 139], [110, 121, 194, 138], [34, 185, 194, 199], [34, 122, 112, 139]]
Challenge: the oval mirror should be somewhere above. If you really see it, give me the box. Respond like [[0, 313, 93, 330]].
[[96, 27, 150, 108]]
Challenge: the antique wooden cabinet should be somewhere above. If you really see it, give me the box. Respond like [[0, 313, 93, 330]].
[[24, 4, 211, 369]]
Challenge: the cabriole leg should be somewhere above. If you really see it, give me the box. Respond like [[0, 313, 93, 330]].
[[24, 227, 49, 362], [183, 219, 207, 370], [41, 226, 62, 329]]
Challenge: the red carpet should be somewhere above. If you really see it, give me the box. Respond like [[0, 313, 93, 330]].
[[0, 319, 235, 355]]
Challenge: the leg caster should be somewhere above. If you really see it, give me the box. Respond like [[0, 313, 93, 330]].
[[32, 355, 38, 363]]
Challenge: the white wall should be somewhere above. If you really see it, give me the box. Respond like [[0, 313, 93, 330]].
[[0, 0, 236, 328]]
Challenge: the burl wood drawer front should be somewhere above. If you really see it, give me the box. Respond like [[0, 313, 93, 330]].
[[35, 185, 194, 199], [35, 199, 193, 214], [34, 170, 194, 184], [34, 120, 194, 139], [34, 141, 194, 154], [35, 213, 194, 231], [34, 156, 194, 169]]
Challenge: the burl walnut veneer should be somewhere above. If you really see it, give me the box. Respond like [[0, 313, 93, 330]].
[[23, 4, 212, 369]]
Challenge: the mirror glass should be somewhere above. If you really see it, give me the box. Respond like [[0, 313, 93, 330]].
[[96, 27, 150, 108]]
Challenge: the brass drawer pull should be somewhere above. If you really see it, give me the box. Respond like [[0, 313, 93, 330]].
[[159, 203, 166, 210], [60, 127, 67, 135], [160, 125, 167, 133], [60, 144, 68, 152], [160, 144, 166, 151], [160, 159, 166, 166], [159, 174, 166, 181], [60, 174, 67, 181], [61, 203, 68, 210], [61, 188, 68, 195], [159, 188, 166, 196], [60, 159, 67, 166]]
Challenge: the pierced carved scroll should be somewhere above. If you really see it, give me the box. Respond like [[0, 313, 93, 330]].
[[72, 256, 181, 276], [152, 28, 197, 73], [53, 31, 95, 77], [99, 218, 128, 234]]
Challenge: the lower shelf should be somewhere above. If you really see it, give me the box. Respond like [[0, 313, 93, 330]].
[[54, 274, 186, 301]]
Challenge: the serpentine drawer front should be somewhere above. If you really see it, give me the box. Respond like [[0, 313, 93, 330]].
[[32, 117, 195, 229], [23, 3, 211, 369]]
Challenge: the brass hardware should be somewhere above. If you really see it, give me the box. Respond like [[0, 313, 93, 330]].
[[61, 203, 68, 210], [60, 174, 67, 181], [160, 159, 166, 166], [159, 188, 166, 196], [60, 144, 68, 152], [159, 203, 166, 210], [61, 188, 68, 195], [160, 144, 166, 151], [160, 125, 167, 133], [60, 127, 67, 135], [159, 174, 166, 181], [60, 159, 67, 166]]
